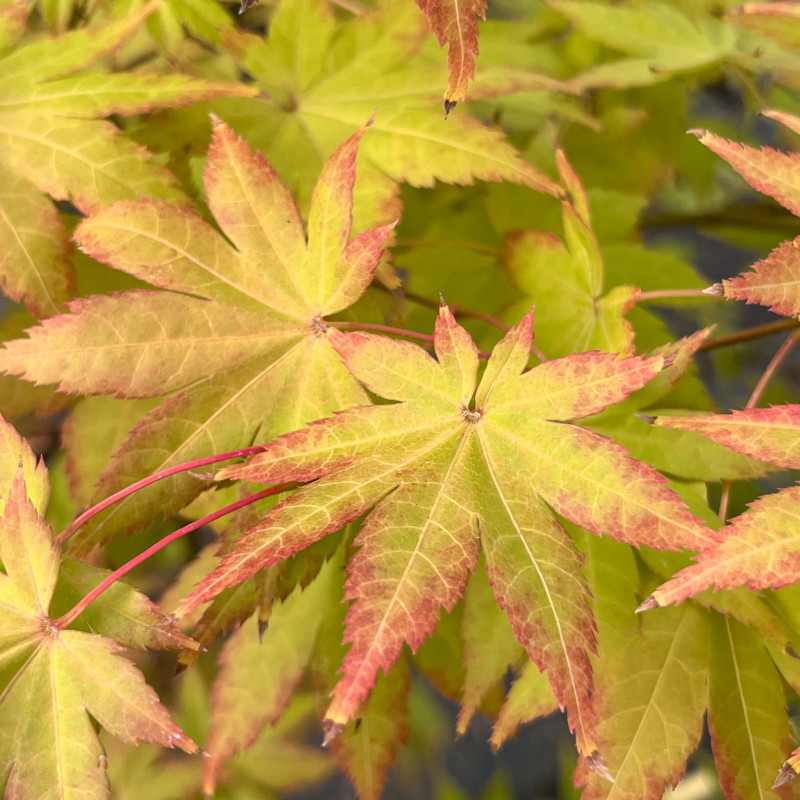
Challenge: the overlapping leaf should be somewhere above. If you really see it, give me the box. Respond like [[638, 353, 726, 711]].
[[689, 112, 800, 317], [414, 0, 486, 111], [578, 603, 710, 800], [549, 0, 736, 90], [0, 120, 391, 554], [0, 414, 196, 800], [176, 306, 712, 760], [0, 5, 256, 318], [708, 615, 793, 800], [502, 149, 637, 358], [216, 0, 558, 231]]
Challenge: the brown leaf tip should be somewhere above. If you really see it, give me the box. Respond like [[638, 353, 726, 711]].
[[444, 99, 457, 118], [586, 752, 614, 783], [702, 283, 724, 296], [238, 0, 258, 13], [258, 618, 268, 642], [787, 643, 800, 660], [635, 413, 657, 425], [636, 595, 660, 613], [773, 763, 797, 789], [322, 719, 344, 748]]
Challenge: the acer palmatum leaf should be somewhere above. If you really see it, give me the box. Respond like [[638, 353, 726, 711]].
[[0, 6, 256, 318], [578, 603, 710, 800], [0, 467, 196, 800], [177, 307, 712, 759], [656, 405, 800, 469], [690, 129, 800, 219], [641, 483, 800, 609], [414, 0, 486, 111], [0, 120, 392, 554]]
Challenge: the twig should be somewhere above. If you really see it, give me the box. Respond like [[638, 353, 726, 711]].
[[53, 483, 296, 630], [55, 446, 269, 546], [637, 289, 723, 303], [717, 328, 800, 521], [698, 318, 800, 353]]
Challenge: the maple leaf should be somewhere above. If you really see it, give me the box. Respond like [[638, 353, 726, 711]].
[[202, 552, 341, 794], [502, 149, 637, 358], [0, 5, 257, 319], [708, 615, 793, 800], [215, 0, 557, 232], [0, 416, 196, 800], [688, 113, 800, 317], [0, 120, 391, 554], [177, 306, 712, 760], [577, 603, 710, 800], [414, 0, 486, 112], [640, 405, 800, 609], [728, 2, 800, 54], [549, 0, 736, 90]]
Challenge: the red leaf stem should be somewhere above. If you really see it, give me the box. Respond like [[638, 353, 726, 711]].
[[53, 482, 297, 630], [55, 446, 269, 546]]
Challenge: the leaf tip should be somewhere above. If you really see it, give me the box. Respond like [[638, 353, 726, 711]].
[[702, 283, 724, 296], [444, 99, 457, 118], [322, 719, 344, 747], [787, 643, 800, 660], [773, 763, 797, 789], [635, 413, 657, 425], [687, 128, 708, 140], [586, 752, 614, 783], [635, 595, 659, 613], [258, 618, 268, 642]]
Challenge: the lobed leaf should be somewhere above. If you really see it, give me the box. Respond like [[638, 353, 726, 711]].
[[643, 483, 800, 608], [1, 121, 389, 553], [579, 604, 710, 800], [179, 307, 711, 759], [708, 615, 793, 800], [0, 467, 196, 800], [656, 405, 800, 470]]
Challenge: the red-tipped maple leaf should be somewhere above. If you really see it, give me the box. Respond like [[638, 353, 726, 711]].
[[0, 4, 256, 318], [691, 113, 800, 316], [177, 307, 712, 759], [0, 120, 392, 555], [0, 414, 196, 800], [415, 0, 486, 112], [641, 405, 800, 608]]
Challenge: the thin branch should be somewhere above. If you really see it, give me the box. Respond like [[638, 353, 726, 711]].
[[637, 289, 723, 303], [55, 446, 268, 546], [698, 318, 800, 353], [53, 483, 296, 630], [331, 320, 493, 360], [717, 328, 800, 522], [371, 285, 548, 362], [746, 328, 800, 410]]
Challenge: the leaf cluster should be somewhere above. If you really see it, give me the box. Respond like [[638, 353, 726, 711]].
[[4, 1, 800, 799]]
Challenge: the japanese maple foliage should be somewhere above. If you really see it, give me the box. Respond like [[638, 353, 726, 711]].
[[7, 1, 800, 799], [178, 305, 710, 760]]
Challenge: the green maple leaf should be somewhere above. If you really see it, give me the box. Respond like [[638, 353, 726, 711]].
[[0, 413, 197, 800], [502, 148, 637, 358], [215, 0, 558, 230], [0, 4, 256, 319], [178, 306, 712, 760], [0, 120, 392, 554], [578, 603, 710, 800], [549, 0, 736, 89], [708, 615, 793, 800]]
